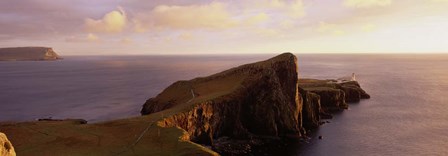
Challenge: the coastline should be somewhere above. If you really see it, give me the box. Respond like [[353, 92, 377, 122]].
[[0, 53, 370, 155]]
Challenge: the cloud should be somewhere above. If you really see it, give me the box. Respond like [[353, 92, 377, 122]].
[[245, 13, 270, 25], [87, 33, 99, 41], [244, 0, 306, 19], [132, 19, 148, 33], [132, 0, 305, 32], [288, 0, 306, 18], [343, 0, 392, 8], [85, 7, 127, 33], [316, 22, 345, 36], [254, 28, 281, 37], [178, 32, 194, 40], [65, 33, 100, 42], [120, 38, 133, 44], [280, 19, 295, 29], [141, 2, 237, 30], [430, 0, 448, 2], [360, 24, 377, 32]]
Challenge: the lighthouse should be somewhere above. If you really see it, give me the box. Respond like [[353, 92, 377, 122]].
[[351, 73, 356, 81]]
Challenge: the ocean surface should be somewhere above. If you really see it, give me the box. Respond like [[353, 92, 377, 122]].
[[1, 54, 448, 155]]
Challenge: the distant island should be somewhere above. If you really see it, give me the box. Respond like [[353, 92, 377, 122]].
[[0, 47, 61, 61], [0, 53, 369, 156]]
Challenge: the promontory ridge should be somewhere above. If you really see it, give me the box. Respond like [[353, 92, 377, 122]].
[[0, 47, 61, 61]]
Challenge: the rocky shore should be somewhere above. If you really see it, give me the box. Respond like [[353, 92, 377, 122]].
[[0, 53, 369, 156]]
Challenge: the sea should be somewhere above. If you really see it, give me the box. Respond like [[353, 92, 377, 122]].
[[1, 54, 447, 155]]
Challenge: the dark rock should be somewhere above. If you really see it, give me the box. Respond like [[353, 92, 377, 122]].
[[298, 79, 370, 112], [320, 112, 333, 119], [299, 88, 321, 129], [340, 85, 362, 102], [319, 121, 326, 125], [148, 53, 304, 148], [339, 81, 370, 99], [307, 88, 348, 112]]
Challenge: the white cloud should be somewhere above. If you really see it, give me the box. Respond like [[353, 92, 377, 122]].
[[245, 13, 270, 26], [87, 33, 99, 41], [288, 0, 306, 19], [244, 0, 306, 19], [360, 24, 377, 32], [131, 0, 306, 33], [343, 0, 392, 8], [143, 2, 238, 30], [430, 0, 448, 2], [85, 7, 127, 33], [316, 22, 345, 36]]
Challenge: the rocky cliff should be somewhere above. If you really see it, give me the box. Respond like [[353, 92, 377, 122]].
[[142, 53, 370, 154], [0, 132, 16, 156], [143, 53, 304, 145], [299, 88, 322, 129], [299, 79, 370, 129], [0, 47, 61, 61]]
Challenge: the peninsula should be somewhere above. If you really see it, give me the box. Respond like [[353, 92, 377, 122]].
[[0, 53, 369, 155], [0, 47, 61, 61]]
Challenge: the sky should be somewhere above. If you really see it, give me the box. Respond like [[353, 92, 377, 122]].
[[1, 0, 448, 55]]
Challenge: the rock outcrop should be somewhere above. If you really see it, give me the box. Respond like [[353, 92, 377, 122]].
[[0, 133, 15, 156], [299, 88, 321, 129], [307, 87, 348, 112], [299, 79, 370, 118], [0, 47, 61, 61], [339, 81, 371, 102], [143, 53, 303, 146], [141, 53, 370, 155]]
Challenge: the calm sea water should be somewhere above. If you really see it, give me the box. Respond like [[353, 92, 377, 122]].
[[1, 54, 447, 155]]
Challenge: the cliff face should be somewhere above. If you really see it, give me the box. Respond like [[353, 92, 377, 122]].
[[0, 47, 61, 61], [141, 53, 371, 155], [143, 53, 304, 145], [339, 81, 371, 102], [299, 79, 370, 118], [299, 88, 321, 129], [0, 133, 15, 156], [308, 88, 348, 112]]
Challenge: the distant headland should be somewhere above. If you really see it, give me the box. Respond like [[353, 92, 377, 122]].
[[0, 47, 61, 61]]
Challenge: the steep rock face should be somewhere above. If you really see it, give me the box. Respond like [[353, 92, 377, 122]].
[[307, 88, 348, 112], [143, 53, 303, 145], [298, 79, 370, 113], [339, 81, 370, 100], [299, 88, 321, 129], [0, 132, 15, 156], [0, 47, 61, 61], [142, 54, 371, 155]]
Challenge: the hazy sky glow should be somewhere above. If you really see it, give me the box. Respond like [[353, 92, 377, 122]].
[[1, 0, 448, 55]]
